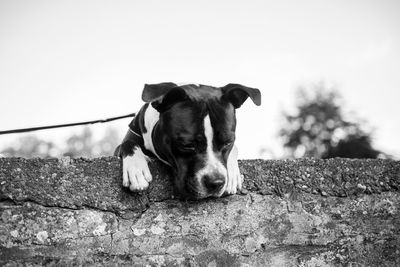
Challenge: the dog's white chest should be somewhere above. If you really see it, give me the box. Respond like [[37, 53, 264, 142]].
[[142, 105, 170, 166], [142, 105, 159, 154]]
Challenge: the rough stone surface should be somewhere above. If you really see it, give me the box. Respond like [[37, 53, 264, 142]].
[[0, 157, 399, 266]]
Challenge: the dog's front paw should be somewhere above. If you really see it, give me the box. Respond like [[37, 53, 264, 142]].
[[225, 145, 243, 195], [122, 148, 152, 191]]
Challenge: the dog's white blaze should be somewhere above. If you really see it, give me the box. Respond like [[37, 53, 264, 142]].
[[142, 105, 171, 166], [195, 115, 227, 180]]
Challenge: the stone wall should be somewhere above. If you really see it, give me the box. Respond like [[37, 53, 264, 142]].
[[0, 157, 399, 266]]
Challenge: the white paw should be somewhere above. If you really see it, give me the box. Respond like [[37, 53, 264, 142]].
[[122, 147, 152, 191], [225, 145, 243, 195]]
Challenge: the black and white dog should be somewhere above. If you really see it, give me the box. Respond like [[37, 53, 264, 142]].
[[115, 83, 261, 199]]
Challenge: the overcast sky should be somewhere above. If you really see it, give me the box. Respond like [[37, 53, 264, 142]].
[[0, 0, 399, 159]]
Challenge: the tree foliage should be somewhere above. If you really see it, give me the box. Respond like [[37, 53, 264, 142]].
[[0, 126, 121, 158], [280, 84, 381, 159], [0, 135, 57, 158]]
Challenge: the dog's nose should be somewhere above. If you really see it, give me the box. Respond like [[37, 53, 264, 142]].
[[203, 174, 225, 192]]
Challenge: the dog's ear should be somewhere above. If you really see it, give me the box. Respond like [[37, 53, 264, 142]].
[[142, 82, 188, 112], [142, 82, 178, 102], [221, 83, 261, 108]]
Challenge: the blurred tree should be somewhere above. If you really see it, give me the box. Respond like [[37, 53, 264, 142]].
[[0, 135, 58, 158], [1, 126, 121, 158], [324, 134, 380, 159], [63, 127, 94, 157], [279, 83, 382, 159], [63, 126, 121, 157], [91, 127, 121, 157]]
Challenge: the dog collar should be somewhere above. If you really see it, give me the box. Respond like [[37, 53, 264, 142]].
[[129, 128, 142, 138], [129, 127, 172, 167]]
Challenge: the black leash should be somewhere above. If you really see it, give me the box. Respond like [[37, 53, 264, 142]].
[[0, 113, 136, 135]]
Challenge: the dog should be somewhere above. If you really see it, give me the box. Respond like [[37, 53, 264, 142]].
[[115, 83, 261, 199]]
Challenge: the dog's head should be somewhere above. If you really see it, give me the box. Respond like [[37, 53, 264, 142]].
[[142, 83, 261, 199]]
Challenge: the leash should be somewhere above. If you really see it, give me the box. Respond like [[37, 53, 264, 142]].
[[0, 113, 136, 135]]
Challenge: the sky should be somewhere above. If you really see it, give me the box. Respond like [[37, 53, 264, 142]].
[[0, 0, 399, 159]]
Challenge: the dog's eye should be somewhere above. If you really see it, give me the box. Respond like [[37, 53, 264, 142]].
[[178, 143, 196, 153], [182, 145, 195, 151], [222, 141, 233, 148]]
